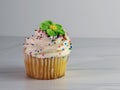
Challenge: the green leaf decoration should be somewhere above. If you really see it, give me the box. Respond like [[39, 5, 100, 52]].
[[54, 30, 59, 36], [57, 29, 65, 35], [47, 29, 56, 36], [40, 23, 49, 30], [39, 20, 65, 36], [55, 24, 62, 29], [44, 20, 53, 25], [40, 20, 53, 30]]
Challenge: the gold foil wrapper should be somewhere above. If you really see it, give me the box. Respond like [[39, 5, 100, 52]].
[[24, 53, 69, 80]]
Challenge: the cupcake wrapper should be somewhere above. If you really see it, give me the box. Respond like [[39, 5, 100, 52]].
[[24, 53, 69, 80]]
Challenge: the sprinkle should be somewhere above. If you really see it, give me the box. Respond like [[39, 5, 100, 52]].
[[40, 34, 42, 36], [54, 42, 56, 44], [69, 46, 72, 50], [51, 56, 53, 58], [52, 40, 55, 42], [35, 29, 37, 31], [62, 39, 64, 41], [32, 35, 34, 37], [37, 36, 42, 39], [64, 43, 67, 45], [31, 44, 34, 46], [37, 50, 39, 53], [27, 37, 29, 39], [63, 36, 67, 40], [42, 53, 44, 56], [48, 43, 50, 46], [29, 52, 32, 55], [62, 48, 64, 51], [38, 30, 41, 33], [40, 49, 42, 51]]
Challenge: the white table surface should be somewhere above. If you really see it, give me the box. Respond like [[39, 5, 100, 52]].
[[0, 36, 120, 90]]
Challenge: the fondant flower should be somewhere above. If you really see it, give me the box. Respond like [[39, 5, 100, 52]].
[[39, 20, 65, 36]]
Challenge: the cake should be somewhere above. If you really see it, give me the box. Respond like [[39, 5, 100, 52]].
[[23, 20, 72, 79]]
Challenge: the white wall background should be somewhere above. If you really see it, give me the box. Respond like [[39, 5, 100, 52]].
[[0, 0, 120, 38]]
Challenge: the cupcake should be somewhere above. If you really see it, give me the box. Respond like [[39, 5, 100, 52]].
[[24, 20, 72, 79]]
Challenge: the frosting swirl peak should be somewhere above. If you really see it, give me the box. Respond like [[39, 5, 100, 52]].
[[24, 21, 72, 58]]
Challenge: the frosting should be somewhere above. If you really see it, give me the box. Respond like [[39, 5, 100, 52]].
[[24, 20, 72, 58]]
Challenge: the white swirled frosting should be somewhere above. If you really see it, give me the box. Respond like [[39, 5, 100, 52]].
[[24, 29, 72, 58]]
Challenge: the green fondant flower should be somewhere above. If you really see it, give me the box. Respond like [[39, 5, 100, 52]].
[[39, 20, 65, 36]]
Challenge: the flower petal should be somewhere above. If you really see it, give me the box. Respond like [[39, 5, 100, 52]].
[[40, 20, 53, 30], [44, 20, 53, 26], [54, 30, 59, 36], [40, 23, 49, 30], [57, 29, 65, 35], [47, 29, 56, 36], [55, 24, 62, 29]]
